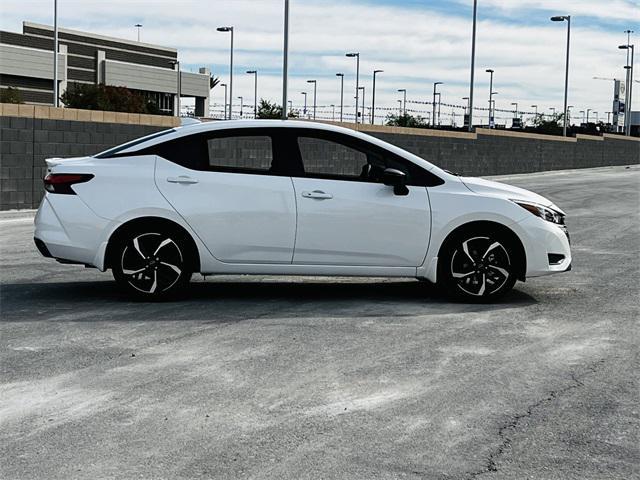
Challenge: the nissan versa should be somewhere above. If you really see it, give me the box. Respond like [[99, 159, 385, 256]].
[[34, 120, 571, 300]]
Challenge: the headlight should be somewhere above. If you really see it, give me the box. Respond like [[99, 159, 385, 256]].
[[512, 200, 565, 225]]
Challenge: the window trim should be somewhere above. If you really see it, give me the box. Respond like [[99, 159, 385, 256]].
[[286, 128, 443, 187]]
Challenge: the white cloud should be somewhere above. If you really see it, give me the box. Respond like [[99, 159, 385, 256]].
[[0, 0, 636, 123]]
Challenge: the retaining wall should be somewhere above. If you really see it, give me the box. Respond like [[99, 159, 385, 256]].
[[1, 104, 638, 210]]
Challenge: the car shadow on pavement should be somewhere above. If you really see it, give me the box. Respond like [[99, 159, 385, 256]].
[[0, 278, 538, 322]]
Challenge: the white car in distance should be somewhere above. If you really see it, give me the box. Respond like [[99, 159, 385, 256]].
[[34, 120, 571, 301]]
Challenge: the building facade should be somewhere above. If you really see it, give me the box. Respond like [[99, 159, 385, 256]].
[[0, 21, 210, 116]]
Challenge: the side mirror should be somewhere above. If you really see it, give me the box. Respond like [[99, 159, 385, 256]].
[[382, 168, 409, 196]]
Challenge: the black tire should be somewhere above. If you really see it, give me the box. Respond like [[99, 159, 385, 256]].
[[438, 229, 518, 301], [111, 226, 193, 300]]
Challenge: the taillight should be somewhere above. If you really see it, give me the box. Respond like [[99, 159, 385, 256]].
[[43, 173, 94, 195]]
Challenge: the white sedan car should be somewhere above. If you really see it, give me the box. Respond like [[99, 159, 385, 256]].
[[34, 120, 571, 301]]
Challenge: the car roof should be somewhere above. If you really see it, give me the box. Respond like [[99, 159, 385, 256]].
[[111, 119, 445, 174]]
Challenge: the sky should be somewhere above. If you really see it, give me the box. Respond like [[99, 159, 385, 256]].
[[1, 0, 638, 124]]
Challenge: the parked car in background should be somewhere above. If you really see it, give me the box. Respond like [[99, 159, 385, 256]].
[[34, 120, 571, 301]]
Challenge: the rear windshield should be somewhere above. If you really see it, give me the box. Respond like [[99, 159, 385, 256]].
[[94, 129, 176, 159]]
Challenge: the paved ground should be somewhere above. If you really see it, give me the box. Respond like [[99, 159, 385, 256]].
[[1, 165, 639, 480]]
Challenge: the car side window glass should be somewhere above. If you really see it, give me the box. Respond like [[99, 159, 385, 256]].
[[297, 136, 368, 178], [207, 135, 273, 172]]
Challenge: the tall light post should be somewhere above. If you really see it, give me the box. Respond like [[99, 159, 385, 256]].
[[586, 108, 592, 123], [301, 91, 308, 117], [371, 69, 383, 125], [306, 79, 317, 120], [336, 73, 344, 122], [358, 86, 366, 123], [346, 52, 360, 124], [567, 105, 574, 125], [433, 82, 443, 128], [531, 104, 538, 121], [550, 15, 571, 136], [288, 100, 293, 116], [462, 96, 470, 114], [53, 0, 59, 107], [331, 104, 336, 121], [511, 102, 518, 119], [619, 43, 635, 136], [594, 111, 599, 122], [491, 92, 498, 125], [468, 0, 478, 132], [579, 110, 585, 124], [238, 96, 243, 118], [134, 23, 142, 42], [435, 92, 442, 126], [246, 70, 258, 119], [217, 26, 234, 119], [397, 89, 407, 115], [486, 69, 494, 127], [397, 99, 402, 115], [221, 83, 228, 119], [169, 60, 180, 117], [281, 0, 289, 120]]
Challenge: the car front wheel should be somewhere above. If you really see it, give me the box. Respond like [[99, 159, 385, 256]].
[[439, 232, 517, 301], [112, 228, 192, 300]]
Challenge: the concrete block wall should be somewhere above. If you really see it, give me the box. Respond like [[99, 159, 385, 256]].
[[1, 104, 639, 210], [1, 104, 179, 210]]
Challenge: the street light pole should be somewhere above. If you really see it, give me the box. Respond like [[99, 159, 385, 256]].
[[586, 108, 591, 123], [134, 23, 142, 42], [301, 92, 307, 117], [358, 86, 366, 123], [169, 60, 180, 117], [397, 99, 402, 115], [331, 104, 335, 121], [551, 15, 571, 136], [246, 70, 258, 118], [336, 73, 344, 122], [486, 69, 494, 127], [468, 0, 478, 131], [397, 89, 406, 115], [221, 83, 227, 119], [53, 0, 58, 107], [281, 0, 289, 120], [217, 26, 234, 119], [619, 43, 635, 136], [346, 53, 360, 123], [436, 92, 442, 126], [307, 80, 317, 120], [371, 69, 383, 125], [433, 82, 443, 128], [238, 96, 243, 118]]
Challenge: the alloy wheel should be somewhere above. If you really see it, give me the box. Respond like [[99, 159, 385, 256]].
[[450, 236, 511, 297], [120, 232, 184, 294]]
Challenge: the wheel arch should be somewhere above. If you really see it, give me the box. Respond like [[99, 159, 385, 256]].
[[437, 220, 527, 281], [104, 216, 201, 272]]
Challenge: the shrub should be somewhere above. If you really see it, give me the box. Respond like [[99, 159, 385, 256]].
[[0, 87, 23, 104], [60, 83, 160, 114]]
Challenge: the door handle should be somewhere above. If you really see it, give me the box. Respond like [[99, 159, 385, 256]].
[[302, 190, 333, 200], [167, 176, 199, 184]]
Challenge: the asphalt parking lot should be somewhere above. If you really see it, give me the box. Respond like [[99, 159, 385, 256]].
[[1, 165, 639, 480]]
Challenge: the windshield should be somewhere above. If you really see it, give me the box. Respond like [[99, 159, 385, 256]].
[[94, 128, 175, 158]]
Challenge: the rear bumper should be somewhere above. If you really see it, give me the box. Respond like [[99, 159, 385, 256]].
[[34, 194, 110, 267]]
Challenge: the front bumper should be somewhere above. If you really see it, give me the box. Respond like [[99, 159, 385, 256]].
[[515, 215, 572, 278]]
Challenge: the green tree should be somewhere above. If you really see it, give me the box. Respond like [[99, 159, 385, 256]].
[[0, 87, 23, 104], [256, 99, 299, 119], [385, 112, 429, 128], [60, 83, 161, 114], [530, 113, 564, 135]]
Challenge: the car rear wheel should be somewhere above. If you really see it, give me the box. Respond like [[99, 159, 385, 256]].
[[439, 232, 517, 301], [112, 228, 192, 300]]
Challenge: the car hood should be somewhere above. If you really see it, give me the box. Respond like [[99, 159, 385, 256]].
[[460, 176, 564, 213]]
